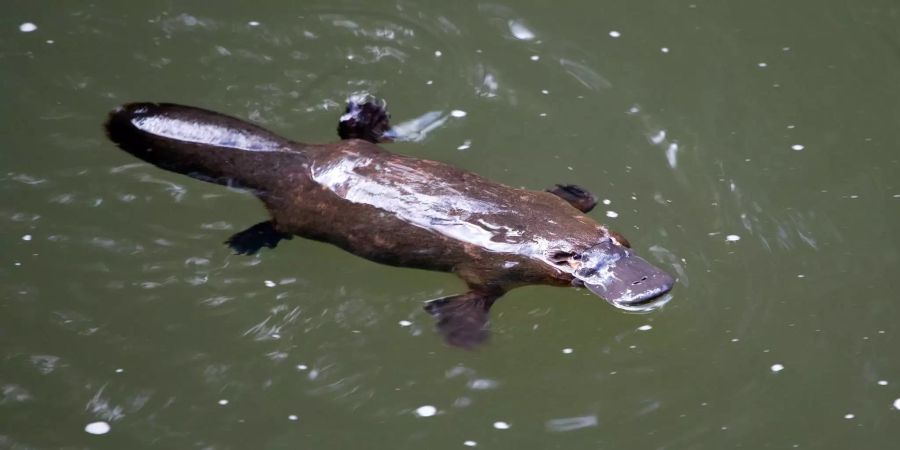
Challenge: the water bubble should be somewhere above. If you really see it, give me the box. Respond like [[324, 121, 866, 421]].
[[218, 399, 229, 406], [450, 110, 467, 118], [661, 47, 670, 53], [606, 211, 619, 218], [398, 320, 412, 327], [247, 21, 260, 27], [464, 441, 478, 447], [844, 413, 855, 419], [877, 380, 888, 386], [637, 324, 652, 331], [19, 22, 38, 33], [770, 363, 784, 373], [288, 414, 299, 421], [561, 348, 573, 354], [493, 421, 511, 429], [415, 405, 437, 417], [22, 234, 32, 241], [893, 398, 900, 410], [758, 62, 768, 68], [264, 280, 276, 287], [84, 421, 110, 435], [434, 50, 443, 57], [725, 234, 741, 242], [530, 55, 540, 61], [792, 144, 805, 151], [609, 31, 621, 38]]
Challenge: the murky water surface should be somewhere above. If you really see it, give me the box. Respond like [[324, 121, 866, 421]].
[[3, 0, 900, 448]]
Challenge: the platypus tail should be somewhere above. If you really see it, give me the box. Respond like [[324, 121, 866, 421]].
[[104, 102, 305, 191]]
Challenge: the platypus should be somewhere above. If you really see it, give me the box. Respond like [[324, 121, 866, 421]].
[[104, 99, 674, 348]]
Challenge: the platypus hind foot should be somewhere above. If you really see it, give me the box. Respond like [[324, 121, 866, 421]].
[[337, 98, 394, 144], [424, 290, 501, 349], [547, 184, 598, 213], [225, 221, 292, 255]]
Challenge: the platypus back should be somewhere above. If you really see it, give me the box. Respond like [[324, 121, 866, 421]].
[[105, 103, 305, 192]]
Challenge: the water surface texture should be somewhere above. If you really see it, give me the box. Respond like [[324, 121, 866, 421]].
[[3, 0, 900, 448]]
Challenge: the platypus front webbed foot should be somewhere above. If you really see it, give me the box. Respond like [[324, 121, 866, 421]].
[[225, 221, 292, 255], [337, 98, 394, 144], [424, 290, 501, 349], [547, 184, 598, 213]]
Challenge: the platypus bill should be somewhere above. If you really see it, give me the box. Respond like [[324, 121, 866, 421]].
[[105, 99, 675, 348]]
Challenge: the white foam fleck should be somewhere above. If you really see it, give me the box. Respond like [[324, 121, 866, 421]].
[[464, 440, 478, 447], [20, 22, 38, 33], [218, 399, 229, 405], [115, 368, 124, 373], [508, 20, 535, 40], [22, 234, 32, 241], [541, 89, 549, 94], [731, 338, 740, 342], [434, 50, 442, 57], [415, 405, 437, 417], [602, 199, 611, 205], [787, 124, 796, 129], [450, 110, 467, 118], [771, 363, 784, 373], [877, 380, 888, 386], [248, 21, 260, 27], [288, 414, 299, 421], [530, 55, 540, 61], [792, 144, 805, 151], [493, 421, 511, 429], [894, 398, 900, 410], [758, 62, 768, 68], [726, 234, 741, 242], [296, 364, 308, 370], [606, 211, 618, 218], [637, 324, 652, 331], [457, 139, 472, 151], [609, 30, 621, 38], [661, 47, 670, 53], [562, 348, 573, 354], [264, 280, 276, 287], [84, 421, 110, 435], [844, 413, 854, 419], [398, 320, 412, 327]]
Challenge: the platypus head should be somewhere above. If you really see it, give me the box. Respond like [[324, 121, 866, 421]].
[[570, 239, 675, 311]]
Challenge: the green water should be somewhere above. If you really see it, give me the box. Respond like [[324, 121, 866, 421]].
[[2, 0, 900, 448]]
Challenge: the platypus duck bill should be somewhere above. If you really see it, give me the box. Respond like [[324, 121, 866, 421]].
[[573, 240, 675, 308]]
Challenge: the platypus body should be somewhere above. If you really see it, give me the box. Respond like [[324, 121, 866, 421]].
[[105, 100, 674, 348]]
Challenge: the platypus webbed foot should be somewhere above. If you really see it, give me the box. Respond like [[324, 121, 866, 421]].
[[337, 98, 394, 144], [424, 290, 501, 349], [225, 221, 292, 255], [547, 184, 598, 213]]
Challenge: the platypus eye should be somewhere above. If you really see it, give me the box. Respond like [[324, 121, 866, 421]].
[[549, 251, 576, 264]]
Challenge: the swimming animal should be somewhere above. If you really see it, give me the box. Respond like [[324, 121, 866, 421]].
[[104, 99, 674, 348]]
